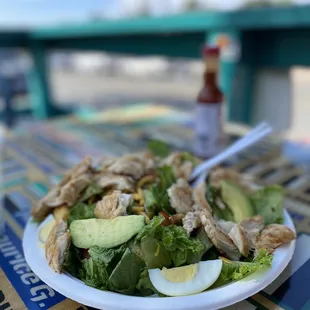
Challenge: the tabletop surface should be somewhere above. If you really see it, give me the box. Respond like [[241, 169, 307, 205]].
[[1, 103, 310, 310]]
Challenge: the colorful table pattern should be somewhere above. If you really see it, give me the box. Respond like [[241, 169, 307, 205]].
[[1, 104, 310, 310]]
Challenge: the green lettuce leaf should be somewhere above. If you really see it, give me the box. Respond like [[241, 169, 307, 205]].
[[180, 152, 198, 166], [141, 236, 171, 269], [156, 225, 204, 267], [68, 202, 96, 225], [88, 245, 126, 274], [136, 217, 204, 267], [212, 249, 273, 288], [169, 250, 188, 267], [250, 185, 284, 225], [158, 225, 203, 252], [136, 268, 159, 296], [186, 228, 213, 264], [82, 257, 109, 290], [108, 248, 145, 295], [143, 189, 158, 213], [147, 139, 170, 158], [136, 215, 164, 241]]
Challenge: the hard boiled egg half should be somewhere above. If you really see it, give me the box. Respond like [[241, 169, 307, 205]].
[[149, 260, 222, 297], [37, 214, 56, 248]]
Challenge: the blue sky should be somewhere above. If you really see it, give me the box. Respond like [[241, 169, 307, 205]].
[[0, 0, 309, 28], [0, 0, 109, 27]]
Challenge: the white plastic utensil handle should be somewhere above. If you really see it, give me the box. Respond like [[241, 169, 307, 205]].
[[222, 122, 269, 151], [223, 126, 271, 158], [190, 126, 272, 181], [191, 170, 209, 188], [190, 122, 270, 180], [190, 123, 272, 182]]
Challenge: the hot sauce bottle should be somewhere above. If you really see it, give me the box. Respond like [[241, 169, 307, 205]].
[[194, 46, 223, 158]]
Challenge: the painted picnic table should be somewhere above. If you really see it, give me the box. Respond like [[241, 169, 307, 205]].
[[2, 5, 310, 127], [0, 104, 310, 309]]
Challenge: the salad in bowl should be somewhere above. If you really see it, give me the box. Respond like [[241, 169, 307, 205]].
[[31, 142, 296, 298]]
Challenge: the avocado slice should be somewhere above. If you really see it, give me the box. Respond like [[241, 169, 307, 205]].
[[220, 181, 254, 223], [70, 215, 145, 249]]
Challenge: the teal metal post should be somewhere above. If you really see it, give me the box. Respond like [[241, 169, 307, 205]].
[[28, 41, 53, 119], [229, 64, 255, 124]]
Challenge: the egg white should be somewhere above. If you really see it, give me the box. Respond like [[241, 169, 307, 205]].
[[149, 260, 223, 297]]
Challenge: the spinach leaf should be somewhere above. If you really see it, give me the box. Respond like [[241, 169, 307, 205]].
[[64, 244, 85, 279], [128, 239, 145, 261], [88, 245, 126, 274], [108, 248, 145, 295], [82, 257, 109, 290], [203, 247, 221, 261], [147, 139, 170, 158], [141, 236, 171, 269], [205, 184, 234, 221], [144, 187, 175, 215], [157, 165, 176, 190], [249, 185, 284, 225], [68, 202, 96, 225], [144, 166, 176, 215], [136, 268, 159, 296], [79, 183, 102, 203]]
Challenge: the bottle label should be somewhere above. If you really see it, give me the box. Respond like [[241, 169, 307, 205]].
[[194, 103, 222, 157]]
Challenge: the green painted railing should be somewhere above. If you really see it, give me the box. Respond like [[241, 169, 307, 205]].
[[2, 5, 310, 125]]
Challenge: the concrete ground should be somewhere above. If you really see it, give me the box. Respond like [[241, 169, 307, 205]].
[[50, 68, 310, 141]]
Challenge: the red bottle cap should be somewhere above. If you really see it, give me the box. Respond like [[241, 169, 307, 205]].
[[202, 46, 220, 56]]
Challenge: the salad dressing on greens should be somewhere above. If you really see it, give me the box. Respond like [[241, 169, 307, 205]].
[[33, 140, 296, 297]]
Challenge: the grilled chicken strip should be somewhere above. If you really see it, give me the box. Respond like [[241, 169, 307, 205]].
[[192, 182, 212, 213], [217, 216, 264, 257], [32, 157, 94, 220], [183, 211, 201, 235], [161, 152, 194, 180], [200, 210, 241, 260], [217, 219, 236, 234], [96, 174, 134, 192], [209, 167, 254, 193], [255, 224, 296, 255], [45, 219, 71, 273], [229, 225, 250, 257], [168, 178, 193, 214], [239, 215, 264, 249], [107, 153, 155, 180], [95, 190, 132, 219]]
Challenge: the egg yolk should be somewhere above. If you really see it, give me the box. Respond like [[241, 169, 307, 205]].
[[161, 264, 198, 283], [39, 219, 56, 243]]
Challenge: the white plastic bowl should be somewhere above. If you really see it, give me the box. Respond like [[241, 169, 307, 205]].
[[23, 210, 296, 310]]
